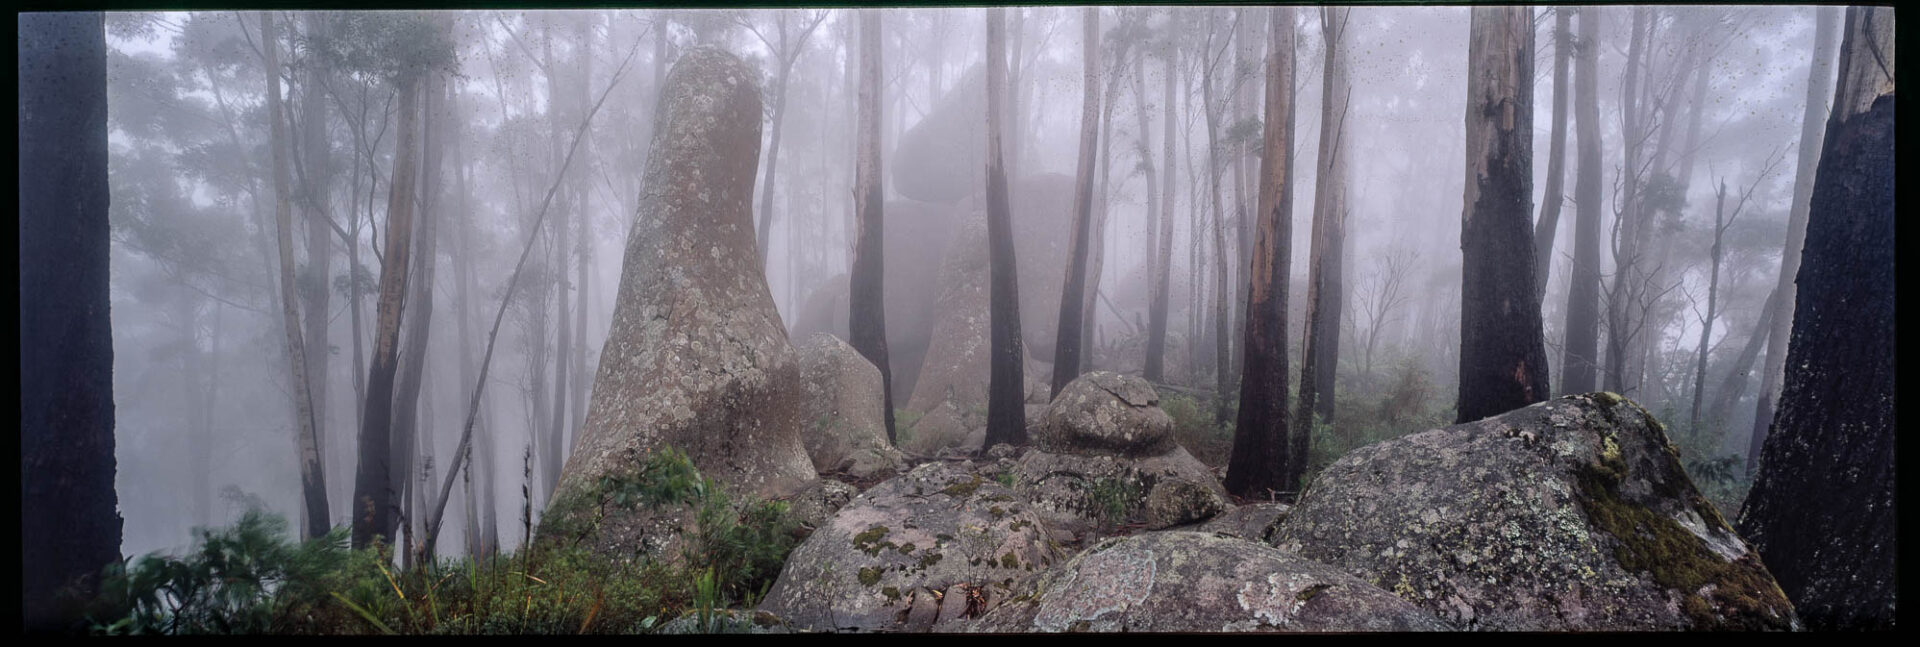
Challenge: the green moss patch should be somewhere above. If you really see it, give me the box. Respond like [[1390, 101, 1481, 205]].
[[1575, 461, 1793, 629]]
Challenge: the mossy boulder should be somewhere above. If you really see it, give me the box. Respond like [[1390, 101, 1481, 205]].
[[957, 531, 1447, 632], [1011, 372, 1227, 541], [550, 47, 817, 560], [795, 333, 908, 480], [757, 462, 1061, 632], [1273, 393, 1799, 631]]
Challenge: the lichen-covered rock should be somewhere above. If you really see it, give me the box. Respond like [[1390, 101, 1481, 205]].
[[757, 462, 1061, 632], [1188, 502, 1293, 544], [1012, 448, 1227, 541], [545, 48, 815, 556], [784, 477, 859, 532], [1274, 393, 1799, 631], [1011, 372, 1228, 540], [787, 199, 959, 404], [796, 333, 908, 480], [1035, 371, 1176, 457], [902, 400, 984, 457], [958, 532, 1446, 632], [907, 216, 993, 418]]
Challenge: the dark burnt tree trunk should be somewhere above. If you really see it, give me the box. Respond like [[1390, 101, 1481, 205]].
[[1225, 6, 1296, 499], [1749, 5, 1839, 473], [20, 11, 122, 632], [982, 7, 1027, 448], [1297, 6, 1351, 434], [392, 53, 448, 566], [1532, 7, 1571, 308], [1455, 6, 1548, 425], [850, 10, 897, 442], [1737, 6, 1894, 631], [1559, 7, 1603, 395], [353, 70, 421, 550], [1051, 7, 1102, 397]]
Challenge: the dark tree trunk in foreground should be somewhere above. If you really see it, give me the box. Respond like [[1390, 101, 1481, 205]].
[[1051, 7, 1102, 398], [850, 10, 897, 442], [353, 70, 422, 550], [263, 11, 332, 540], [1738, 6, 1895, 631], [1225, 7, 1296, 499], [982, 7, 1026, 448], [1532, 7, 1571, 307], [1297, 6, 1351, 432], [1455, 6, 1548, 424], [1749, 5, 1839, 473], [1559, 7, 1603, 395], [20, 11, 122, 632]]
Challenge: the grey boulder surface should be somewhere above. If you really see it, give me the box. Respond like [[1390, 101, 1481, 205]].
[[542, 47, 815, 557], [795, 333, 908, 479], [1011, 371, 1229, 541], [757, 462, 1061, 633], [1273, 393, 1798, 631], [959, 531, 1447, 632]]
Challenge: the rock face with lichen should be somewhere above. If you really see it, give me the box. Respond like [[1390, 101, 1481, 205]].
[[796, 333, 908, 479], [1011, 372, 1229, 541], [1273, 393, 1799, 631], [959, 531, 1447, 632], [758, 462, 1061, 632], [543, 48, 815, 557]]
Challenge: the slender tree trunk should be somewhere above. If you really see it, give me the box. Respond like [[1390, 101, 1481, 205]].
[[1145, 25, 1178, 384], [541, 19, 572, 513], [1749, 5, 1839, 473], [1455, 7, 1548, 425], [352, 68, 421, 550], [1533, 8, 1571, 308], [261, 11, 333, 541], [1051, 7, 1103, 397], [850, 10, 897, 442], [1297, 6, 1352, 431], [1081, 31, 1129, 371], [1705, 286, 1776, 430], [1131, 43, 1159, 354], [982, 7, 1028, 448], [1689, 182, 1729, 432], [1559, 7, 1604, 395], [1198, 9, 1234, 424], [1737, 7, 1894, 630], [1603, 6, 1649, 394], [300, 14, 336, 473], [756, 14, 793, 268], [392, 57, 448, 565], [1225, 6, 1296, 499]]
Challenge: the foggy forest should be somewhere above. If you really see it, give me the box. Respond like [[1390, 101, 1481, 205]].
[[20, 5, 1894, 634]]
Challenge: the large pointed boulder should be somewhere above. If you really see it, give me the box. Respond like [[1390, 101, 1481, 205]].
[[1273, 393, 1798, 631], [543, 48, 815, 557]]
